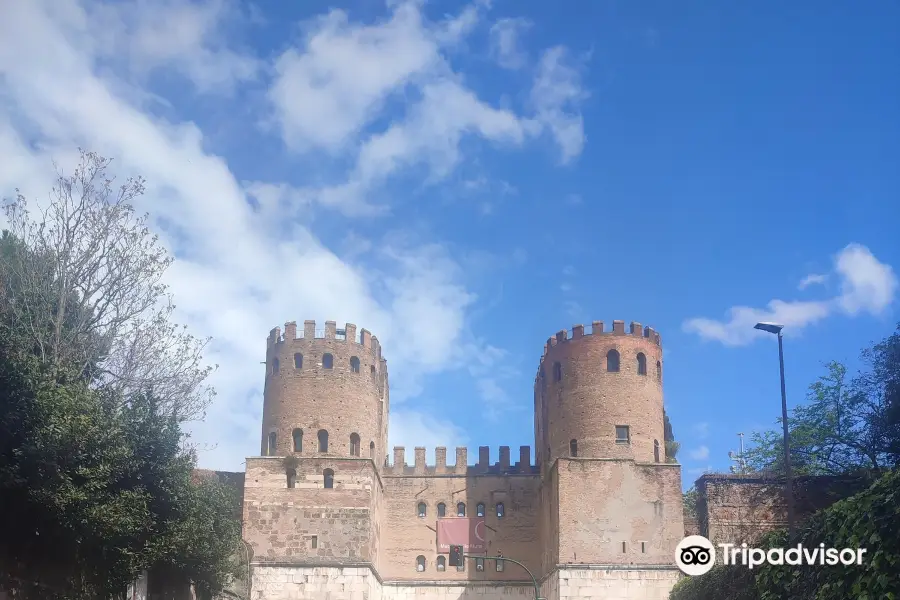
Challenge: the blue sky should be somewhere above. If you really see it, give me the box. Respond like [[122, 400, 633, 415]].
[[0, 0, 898, 489]]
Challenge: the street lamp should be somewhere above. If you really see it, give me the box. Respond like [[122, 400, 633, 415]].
[[754, 321, 795, 538]]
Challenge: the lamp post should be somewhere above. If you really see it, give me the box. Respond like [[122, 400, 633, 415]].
[[754, 321, 795, 539]]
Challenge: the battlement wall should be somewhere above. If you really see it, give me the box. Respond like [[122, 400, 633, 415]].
[[541, 320, 661, 362], [382, 446, 539, 476], [268, 320, 385, 362]]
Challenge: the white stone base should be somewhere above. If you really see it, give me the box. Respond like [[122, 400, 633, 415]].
[[250, 565, 682, 600], [542, 567, 682, 600]]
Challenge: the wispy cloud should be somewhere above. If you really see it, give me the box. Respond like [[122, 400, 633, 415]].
[[683, 244, 897, 346], [692, 422, 709, 439], [489, 17, 531, 69], [798, 273, 828, 290]]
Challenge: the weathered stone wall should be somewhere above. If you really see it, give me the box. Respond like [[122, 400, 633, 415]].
[[541, 567, 682, 600], [696, 472, 877, 545], [555, 459, 683, 565], [243, 457, 380, 564]]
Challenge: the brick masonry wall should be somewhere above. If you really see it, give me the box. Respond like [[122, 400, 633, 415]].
[[542, 567, 682, 600], [555, 460, 683, 565], [536, 323, 665, 467], [379, 473, 541, 581], [263, 321, 388, 466], [243, 457, 381, 563]]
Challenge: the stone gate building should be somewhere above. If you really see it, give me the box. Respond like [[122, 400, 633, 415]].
[[243, 319, 684, 600]]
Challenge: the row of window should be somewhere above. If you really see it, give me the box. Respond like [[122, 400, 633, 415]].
[[417, 502, 505, 519], [286, 468, 334, 489], [567, 434, 663, 462], [415, 555, 499, 573], [545, 351, 661, 382], [267, 429, 376, 458], [271, 354, 375, 376]]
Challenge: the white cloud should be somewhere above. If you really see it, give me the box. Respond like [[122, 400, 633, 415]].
[[684, 244, 897, 346], [0, 0, 556, 471], [265, 1, 586, 215], [530, 47, 588, 164], [489, 17, 531, 69], [688, 446, 710, 460], [798, 273, 827, 290]]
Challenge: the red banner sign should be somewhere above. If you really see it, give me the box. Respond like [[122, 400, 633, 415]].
[[436, 517, 486, 552]]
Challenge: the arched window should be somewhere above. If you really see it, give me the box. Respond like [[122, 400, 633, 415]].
[[369, 441, 375, 458], [322, 353, 333, 369], [292, 429, 303, 453], [496, 555, 504, 572], [323, 468, 334, 489], [286, 468, 296, 489], [436, 556, 446, 571], [417, 502, 427, 518], [457, 502, 466, 517], [657, 360, 662, 381], [553, 361, 562, 382], [637, 352, 647, 376], [570, 439, 577, 457], [654, 439, 660, 462], [271, 358, 280, 375], [267, 432, 277, 456], [437, 502, 446, 517], [318, 429, 329, 452], [370, 364, 376, 379], [350, 433, 361, 456], [476, 503, 485, 517], [475, 558, 484, 572], [350, 356, 360, 373], [416, 555, 426, 572], [607, 349, 620, 372], [294, 353, 303, 369], [496, 503, 505, 518]]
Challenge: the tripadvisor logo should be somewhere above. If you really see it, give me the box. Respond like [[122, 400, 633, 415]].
[[675, 535, 867, 575]]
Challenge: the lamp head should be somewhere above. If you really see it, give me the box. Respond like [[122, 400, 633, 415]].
[[754, 322, 784, 335]]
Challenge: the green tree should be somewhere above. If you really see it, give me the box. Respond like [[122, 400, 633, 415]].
[[744, 327, 900, 476], [664, 409, 680, 462]]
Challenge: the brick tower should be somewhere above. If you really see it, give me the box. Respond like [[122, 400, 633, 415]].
[[243, 320, 388, 578], [535, 320, 683, 597]]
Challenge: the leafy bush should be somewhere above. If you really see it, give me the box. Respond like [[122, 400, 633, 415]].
[[669, 468, 900, 600]]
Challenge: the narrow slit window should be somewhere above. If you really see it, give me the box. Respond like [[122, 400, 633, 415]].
[[369, 441, 375, 458], [294, 353, 302, 369], [570, 439, 577, 457], [267, 432, 277, 456], [318, 429, 329, 452], [350, 433, 360, 456], [622, 542, 627, 553], [641, 542, 646, 553], [553, 361, 562, 382], [271, 358, 280, 375], [496, 503, 505, 518], [286, 468, 296, 489], [656, 360, 662, 381], [292, 429, 303, 453], [437, 503, 446, 517], [311, 536, 317, 549]]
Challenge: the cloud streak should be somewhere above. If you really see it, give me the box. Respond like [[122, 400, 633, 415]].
[[684, 244, 897, 346]]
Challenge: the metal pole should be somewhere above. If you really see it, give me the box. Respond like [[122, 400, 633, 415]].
[[778, 331, 795, 539], [464, 554, 543, 600]]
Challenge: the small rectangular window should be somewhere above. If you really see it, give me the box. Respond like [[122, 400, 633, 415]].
[[622, 541, 627, 553], [641, 541, 646, 553], [311, 536, 318, 549], [615, 425, 630, 443], [496, 558, 504, 572]]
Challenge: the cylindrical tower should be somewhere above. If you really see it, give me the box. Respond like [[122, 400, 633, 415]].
[[534, 320, 664, 467], [261, 319, 389, 465]]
